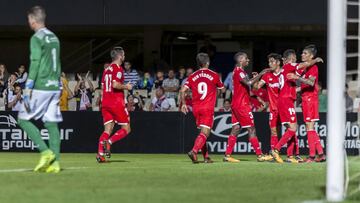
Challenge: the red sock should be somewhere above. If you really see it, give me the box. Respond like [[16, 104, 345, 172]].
[[225, 135, 237, 155], [98, 132, 109, 155], [286, 136, 295, 156], [201, 143, 209, 158], [275, 129, 296, 151], [249, 136, 262, 156], [109, 129, 128, 145], [270, 135, 278, 150], [294, 134, 299, 155], [192, 133, 207, 153], [315, 132, 324, 155], [307, 130, 316, 157]]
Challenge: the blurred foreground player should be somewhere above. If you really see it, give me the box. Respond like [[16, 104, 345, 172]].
[[180, 53, 225, 163], [223, 52, 272, 162], [96, 47, 133, 163], [17, 6, 62, 173], [287, 45, 325, 163]]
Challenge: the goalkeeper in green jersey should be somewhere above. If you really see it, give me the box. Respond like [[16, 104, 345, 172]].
[[17, 6, 62, 173]]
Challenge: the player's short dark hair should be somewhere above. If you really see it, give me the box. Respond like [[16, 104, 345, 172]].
[[27, 6, 46, 23], [234, 52, 247, 61], [283, 49, 296, 59], [304, 44, 317, 57], [124, 60, 131, 65], [267, 53, 282, 62], [110, 47, 124, 60], [196, 53, 210, 67]]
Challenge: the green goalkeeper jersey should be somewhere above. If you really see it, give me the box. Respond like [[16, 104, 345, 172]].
[[29, 27, 61, 91]]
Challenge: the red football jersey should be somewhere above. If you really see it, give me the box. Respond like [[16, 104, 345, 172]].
[[101, 63, 125, 107], [184, 68, 224, 109], [279, 63, 298, 100], [251, 88, 269, 103], [232, 66, 250, 107], [250, 96, 264, 112], [261, 71, 280, 111], [296, 65, 319, 98]]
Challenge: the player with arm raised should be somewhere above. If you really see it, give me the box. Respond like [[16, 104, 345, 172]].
[[256, 53, 282, 152], [180, 53, 225, 164], [287, 45, 325, 163], [96, 47, 133, 163], [17, 6, 62, 173], [223, 52, 272, 162], [271, 49, 323, 163]]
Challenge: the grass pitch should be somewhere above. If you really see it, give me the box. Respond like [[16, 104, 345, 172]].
[[0, 153, 359, 203]]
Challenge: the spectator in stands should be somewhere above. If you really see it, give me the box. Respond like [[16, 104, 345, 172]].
[[4, 73, 17, 111], [162, 69, 180, 100], [15, 65, 28, 89], [74, 73, 94, 111], [345, 83, 353, 112], [318, 82, 327, 112], [138, 72, 154, 92], [60, 72, 74, 111], [219, 99, 231, 112], [181, 67, 194, 86], [126, 94, 143, 112], [224, 72, 233, 91], [0, 63, 9, 96], [7, 83, 22, 111], [150, 87, 171, 111], [177, 66, 186, 85], [124, 61, 139, 88], [154, 70, 165, 88]]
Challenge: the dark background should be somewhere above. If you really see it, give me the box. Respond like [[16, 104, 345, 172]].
[[0, 112, 359, 156]]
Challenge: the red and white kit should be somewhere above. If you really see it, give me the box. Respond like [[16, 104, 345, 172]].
[[296, 65, 319, 122], [101, 63, 129, 125], [278, 63, 298, 125], [260, 71, 280, 127], [231, 66, 254, 128], [184, 68, 224, 129]]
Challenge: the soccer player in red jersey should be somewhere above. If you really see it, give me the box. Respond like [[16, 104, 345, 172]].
[[223, 52, 272, 162], [96, 47, 133, 163], [287, 45, 325, 163], [271, 49, 322, 163], [180, 53, 225, 164], [257, 53, 282, 152]]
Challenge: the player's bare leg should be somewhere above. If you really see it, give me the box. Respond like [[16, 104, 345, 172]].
[[188, 127, 210, 164], [271, 123, 297, 163], [97, 121, 114, 163], [223, 125, 241, 163], [305, 122, 325, 163]]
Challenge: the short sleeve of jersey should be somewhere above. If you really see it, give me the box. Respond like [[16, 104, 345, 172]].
[[184, 75, 192, 89], [112, 65, 122, 83], [306, 65, 318, 80], [261, 74, 268, 84], [215, 74, 225, 89], [239, 69, 247, 80]]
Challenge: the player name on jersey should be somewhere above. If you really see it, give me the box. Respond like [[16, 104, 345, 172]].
[[191, 72, 214, 82]]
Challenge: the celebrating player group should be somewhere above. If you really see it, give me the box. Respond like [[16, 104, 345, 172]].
[[181, 46, 325, 164]]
